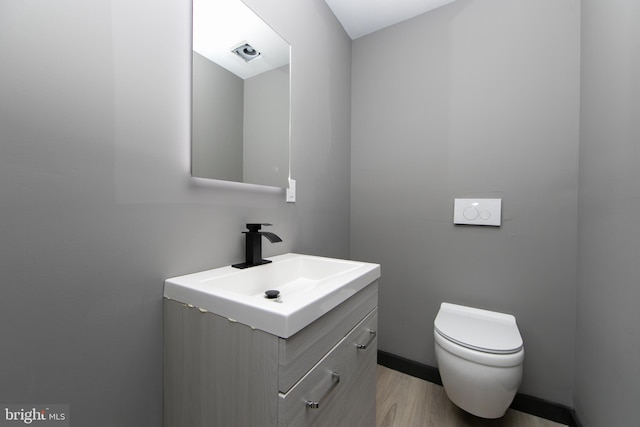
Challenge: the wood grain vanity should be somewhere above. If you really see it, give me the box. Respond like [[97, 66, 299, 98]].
[[164, 280, 378, 427]]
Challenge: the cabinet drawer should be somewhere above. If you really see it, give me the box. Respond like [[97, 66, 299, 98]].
[[278, 337, 347, 427], [278, 308, 377, 427], [278, 281, 378, 392]]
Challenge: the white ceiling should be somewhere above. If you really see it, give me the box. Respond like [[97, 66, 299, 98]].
[[324, 0, 456, 39]]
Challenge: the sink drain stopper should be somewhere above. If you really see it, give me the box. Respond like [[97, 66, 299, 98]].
[[265, 290, 280, 299]]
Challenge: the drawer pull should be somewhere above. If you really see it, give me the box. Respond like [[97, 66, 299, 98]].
[[356, 329, 377, 350], [305, 372, 340, 409]]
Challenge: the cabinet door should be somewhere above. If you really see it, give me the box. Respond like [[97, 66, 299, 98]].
[[164, 300, 279, 427], [343, 308, 378, 427]]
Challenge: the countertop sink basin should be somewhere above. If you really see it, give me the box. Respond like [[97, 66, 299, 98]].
[[164, 253, 380, 338]]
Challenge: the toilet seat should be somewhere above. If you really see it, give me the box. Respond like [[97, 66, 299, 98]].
[[434, 329, 524, 368], [434, 302, 523, 354]]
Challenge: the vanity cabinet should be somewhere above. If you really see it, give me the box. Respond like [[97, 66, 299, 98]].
[[164, 281, 378, 427]]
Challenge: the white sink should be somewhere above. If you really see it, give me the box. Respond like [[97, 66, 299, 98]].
[[164, 253, 380, 338]]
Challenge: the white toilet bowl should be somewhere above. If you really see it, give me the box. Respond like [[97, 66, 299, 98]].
[[434, 302, 524, 419]]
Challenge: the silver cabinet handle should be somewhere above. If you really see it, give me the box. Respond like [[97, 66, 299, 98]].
[[356, 329, 377, 350], [305, 372, 340, 409]]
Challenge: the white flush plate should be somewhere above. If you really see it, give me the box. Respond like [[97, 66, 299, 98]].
[[453, 198, 502, 226]]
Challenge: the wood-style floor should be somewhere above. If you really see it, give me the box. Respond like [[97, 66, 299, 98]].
[[376, 365, 567, 427]]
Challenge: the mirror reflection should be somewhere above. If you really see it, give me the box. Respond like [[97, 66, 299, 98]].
[[191, 0, 291, 187]]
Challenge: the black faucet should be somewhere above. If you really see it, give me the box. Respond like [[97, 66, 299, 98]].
[[232, 223, 282, 269]]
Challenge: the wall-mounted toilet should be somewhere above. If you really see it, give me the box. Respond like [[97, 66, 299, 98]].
[[434, 302, 524, 419]]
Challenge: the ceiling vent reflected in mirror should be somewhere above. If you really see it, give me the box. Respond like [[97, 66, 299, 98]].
[[193, 0, 289, 79], [232, 43, 262, 62]]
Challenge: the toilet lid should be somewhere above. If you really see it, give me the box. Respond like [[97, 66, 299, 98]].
[[434, 302, 523, 354]]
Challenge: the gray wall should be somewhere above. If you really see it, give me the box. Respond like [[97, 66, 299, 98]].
[[575, 0, 640, 425], [244, 65, 290, 187], [351, 0, 580, 405], [192, 52, 244, 182], [0, 0, 351, 425]]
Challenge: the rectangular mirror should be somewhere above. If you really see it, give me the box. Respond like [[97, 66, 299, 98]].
[[191, 0, 291, 188]]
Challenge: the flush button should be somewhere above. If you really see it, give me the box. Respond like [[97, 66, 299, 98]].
[[463, 206, 479, 220], [454, 198, 501, 226]]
